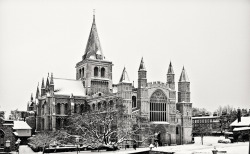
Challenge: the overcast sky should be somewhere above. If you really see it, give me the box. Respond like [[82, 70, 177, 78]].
[[0, 0, 250, 116]]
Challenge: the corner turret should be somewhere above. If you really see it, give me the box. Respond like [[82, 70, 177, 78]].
[[167, 61, 175, 90], [117, 67, 132, 114], [41, 78, 45, 96], [137, 57, 148, 115]]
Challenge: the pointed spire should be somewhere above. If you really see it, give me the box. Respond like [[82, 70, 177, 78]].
[[50, 73, 54, 85], [119, 67, 131, 83], [31, 93, 33, 101], [41, 78, 45, 89], [179, 66, 189, 82], [138, 57, 146, 71], [93, 9, 95, 23], [83, 11, 104, 60], [36, 83, 40, 99], [167, 61, 174, 74], [46, 75, 49, 87]]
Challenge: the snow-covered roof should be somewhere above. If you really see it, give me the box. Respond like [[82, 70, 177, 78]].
[[230, 117, 250, 127], [192, 116, 220, 119], [13, 121, 32, 130], [54, 78, 86, 97], [233, 127, 250, 131], [149, 121, 170, 125], [179, 66, 189, 82], [119, 67, 131, 83]]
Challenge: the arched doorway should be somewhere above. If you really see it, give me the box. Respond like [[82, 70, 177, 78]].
[[150, 89, 168, 122]]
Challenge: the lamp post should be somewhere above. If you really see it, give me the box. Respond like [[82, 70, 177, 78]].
[[76, 137, 79, 154], [167, 132, 171, 146], [248, 125, 250, 154], [17, 138, 21, 154], [5, 139, 11, 153]]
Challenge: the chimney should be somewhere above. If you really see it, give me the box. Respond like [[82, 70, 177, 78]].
[[237, 108, 241, 123]]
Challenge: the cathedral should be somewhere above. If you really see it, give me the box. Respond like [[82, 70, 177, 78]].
[[27, 14, 193, 146]]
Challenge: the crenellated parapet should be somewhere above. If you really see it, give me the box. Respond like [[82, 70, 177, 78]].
[[147, 81, 169, 90]]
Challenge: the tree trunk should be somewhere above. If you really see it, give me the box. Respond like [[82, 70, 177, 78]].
[[201, 135, 203, 145]]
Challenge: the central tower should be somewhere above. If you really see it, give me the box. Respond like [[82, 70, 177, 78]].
[[75, 14, 113, 96]]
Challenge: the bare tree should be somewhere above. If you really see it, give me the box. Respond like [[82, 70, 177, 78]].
[[0, 111, 5, 119], [65, 98, 148, 147], [192, 123, 212, 145]]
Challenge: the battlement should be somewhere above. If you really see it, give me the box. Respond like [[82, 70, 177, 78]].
[[147, 81, 169, 89]]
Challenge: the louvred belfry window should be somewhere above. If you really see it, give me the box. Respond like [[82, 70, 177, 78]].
[[101, 67, 105, 77], [94, 67, 98, 77]]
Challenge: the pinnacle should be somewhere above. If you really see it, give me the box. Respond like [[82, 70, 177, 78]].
[[179, 66, 189, 82], [50, 73, 54, 85], [138, 57, 146, 71], [167, 61, 174, 74], [41, 78, 45, 88], [119, 67, 131, 83]]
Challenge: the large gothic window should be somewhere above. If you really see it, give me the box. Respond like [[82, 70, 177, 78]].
[[94, 67, 98, 77], [101, 68, 105, 77], [150, 90, 168, 122]]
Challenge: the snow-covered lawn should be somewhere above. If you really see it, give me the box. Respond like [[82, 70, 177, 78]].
[[154, 136, 249, 154], [26, 136, 249, 154]]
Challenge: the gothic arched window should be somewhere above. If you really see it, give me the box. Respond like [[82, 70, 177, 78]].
[[56, 103, 60, 114], [103, 101, 107, 109], [94, 67, 98, 77], [132, 96, 137, 108], [101, 67, 105, 77], [150, 90, 168, 122]]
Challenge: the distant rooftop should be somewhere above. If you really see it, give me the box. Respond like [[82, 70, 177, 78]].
[[230, 117, 250, 127], [192, 116, 220, 119], [13, 121, 31, 130]]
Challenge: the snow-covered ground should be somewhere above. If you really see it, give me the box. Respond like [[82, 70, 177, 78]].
[[153, 136, 249, 154], [15, 137, 249, 154]]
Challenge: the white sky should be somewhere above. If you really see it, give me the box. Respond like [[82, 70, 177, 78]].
[[0, 0, 250, 115]]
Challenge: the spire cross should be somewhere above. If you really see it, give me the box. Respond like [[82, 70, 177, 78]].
[[93, 9, 96, 22]]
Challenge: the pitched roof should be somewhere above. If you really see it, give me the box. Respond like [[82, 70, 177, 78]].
[[13, 121, 32, 129], [230, 117, 250, 127], [179, 66, 189, 82], [53, 78, 86, 97], [167, 62, 174, 74], [119, 67, 131, 83], [83, 15, 104, 60], [138, 57, 146, 71]]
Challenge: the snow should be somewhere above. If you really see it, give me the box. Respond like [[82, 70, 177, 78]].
[[230, 117, 250, 127], [53, 78, 86, 97], [13, 121, 32, 129], [20, 137, 249, 154], [149, 121, 170, 125], [192, 116, 220, 119], [83, 137, 249, 154], [119, 67, 131, 83], [233, 127, 250, 131]]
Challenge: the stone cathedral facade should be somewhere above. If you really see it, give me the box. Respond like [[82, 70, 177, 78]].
[[27, 15, 193, 146]]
